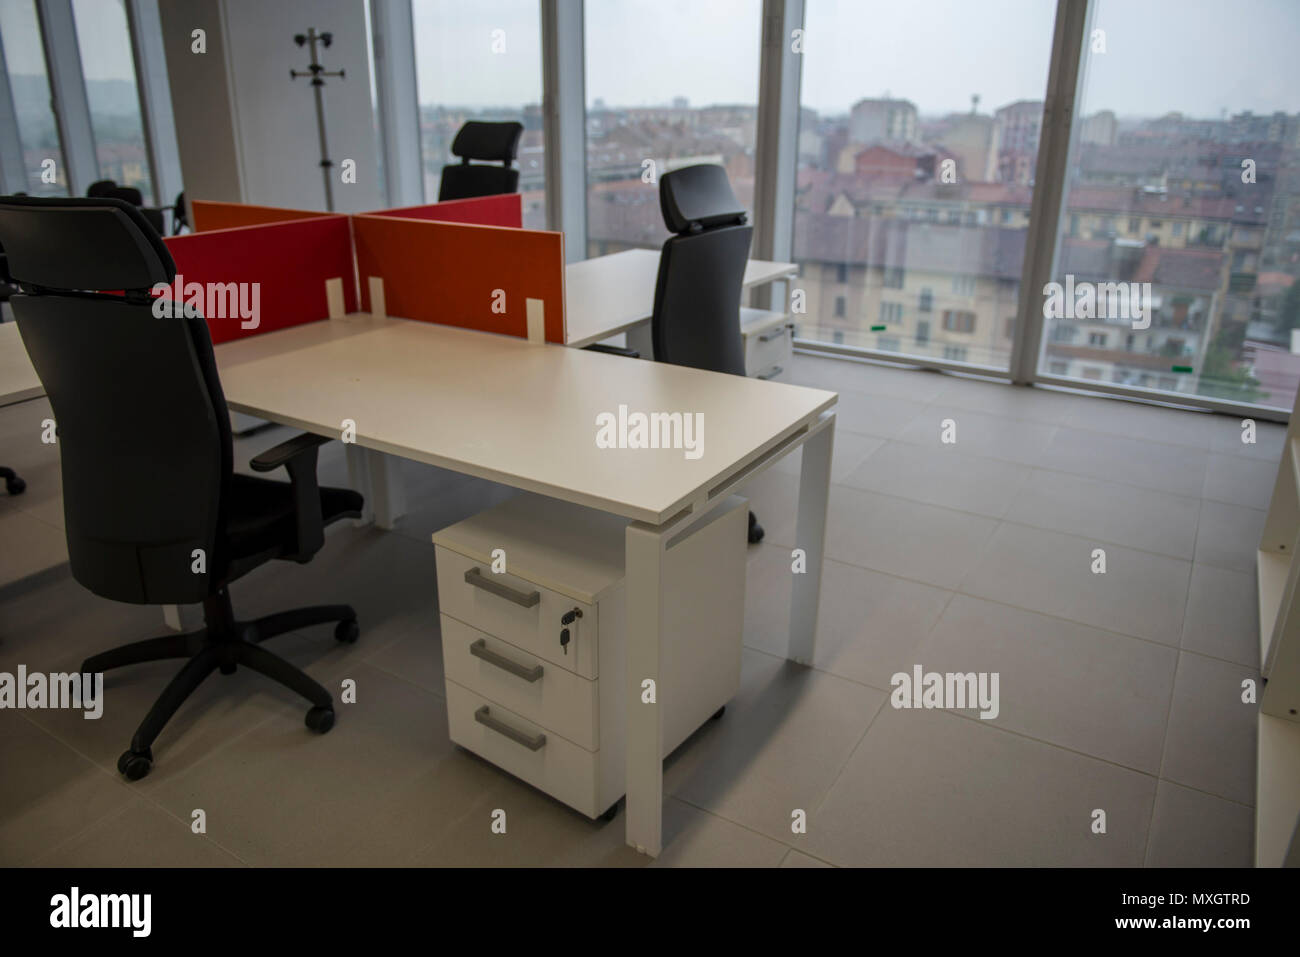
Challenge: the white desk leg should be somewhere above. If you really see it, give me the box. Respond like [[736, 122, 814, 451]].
[[345, 444, 374, 525], [624, 520, 667, 857], [366, 450, 406, 530], [344, 445, 406, 528], [162, 604, 185, 631], [790, 417, 834, 664]]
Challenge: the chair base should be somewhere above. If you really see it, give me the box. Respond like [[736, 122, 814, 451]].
[[83, 588, 358, 780], [0, 466, 24, 495]]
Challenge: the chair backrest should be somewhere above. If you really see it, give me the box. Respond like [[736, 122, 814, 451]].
[[0, 195, 233, 604], [172, 190, 188, 235], [87, 180, 117, 198], [438, 121, 523, 202], [650, 164, 751, 376]]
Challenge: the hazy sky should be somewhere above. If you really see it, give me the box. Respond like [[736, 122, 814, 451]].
[[4, 0, 1297, 120], [411, 0, 1300, 118], [1, 0, 138, 79]]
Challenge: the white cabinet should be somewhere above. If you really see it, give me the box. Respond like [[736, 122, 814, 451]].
[[433, 493, 747, 819], [741, 307, 794, 381]]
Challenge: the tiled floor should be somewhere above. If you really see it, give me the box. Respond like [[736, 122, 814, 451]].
[[0, 352, 1273, 866]]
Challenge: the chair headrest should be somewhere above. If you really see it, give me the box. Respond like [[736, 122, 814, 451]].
[[105, 184, 144, 207], [659, 164, 747, 234], [451, 121, 523, 164], [0, 195, 174, 291]]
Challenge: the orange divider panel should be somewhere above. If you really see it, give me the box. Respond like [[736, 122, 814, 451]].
[[190, 199, 335, 232], [351, 214, 564, 343], [160, 216, 357, 345], [370, 193, 522, 228]]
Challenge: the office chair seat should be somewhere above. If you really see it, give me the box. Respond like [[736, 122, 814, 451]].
[[224, 473, 363, 569]]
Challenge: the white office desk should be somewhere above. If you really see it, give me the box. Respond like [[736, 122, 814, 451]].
[[0, 322, 43, 407], [564, 248, 797, 349], [215, 313, 836, 856]]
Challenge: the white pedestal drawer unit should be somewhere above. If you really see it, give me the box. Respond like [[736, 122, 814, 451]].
[[432, 492, 748, 820]]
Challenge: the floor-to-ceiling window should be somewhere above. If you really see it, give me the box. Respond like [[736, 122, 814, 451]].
[[1038, 0, 1300, 412], [790, 0, 1057, 371], [583, 0, 762, 257], [0, 0, 68, 196], [70, 0, 153, 201], [412, 0, 546, 228]]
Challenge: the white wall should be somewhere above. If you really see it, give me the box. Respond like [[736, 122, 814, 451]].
[[160, 0, 384, 213]]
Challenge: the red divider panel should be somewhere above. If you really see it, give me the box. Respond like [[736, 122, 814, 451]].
[[351, 214, 564, 343], [191, 199, 333, 232], [160, 216, 357, 345], [370, 193, 522, 228]]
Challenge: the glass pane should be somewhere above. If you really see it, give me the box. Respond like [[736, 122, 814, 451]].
[[1040, 0, 1300, 411], [584, 0, 761, 258], [412, 0, 545, 228], [0, 0, 68, 195], [792, 0, 1056, 370], [71, 0, 153, 202]]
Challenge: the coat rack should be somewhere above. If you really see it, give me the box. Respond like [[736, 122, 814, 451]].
[[290, 28, 345, 212]]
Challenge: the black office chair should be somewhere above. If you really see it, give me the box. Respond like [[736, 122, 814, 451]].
[[171, 190, 188, 235], [438, 121, 523, 202], [587, 164, 765, 543], [86, 179, 117, 198], [0, 195, 364, 780]]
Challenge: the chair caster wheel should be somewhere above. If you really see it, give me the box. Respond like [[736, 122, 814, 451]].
[[5, 477, 24, 495], [747, 511, 764, 544], [305, 706, 335, 733], [599, 803, 619, 823], [117, 748, 153, 781], [711, 705, 726, 721], [334, 618, 359, 643]]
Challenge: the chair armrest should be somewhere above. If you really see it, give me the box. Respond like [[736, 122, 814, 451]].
[[250, 432, 332, 560], [250, 431, 332, 472], [583, 343, 642, 359]]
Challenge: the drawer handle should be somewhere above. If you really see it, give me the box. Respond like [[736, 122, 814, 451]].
[[758, 324, 793, 343], [464, 567, 540, 608], [756, 365, 784, 380], [475, 705, 546, 751], [470, 638, 544, 683]]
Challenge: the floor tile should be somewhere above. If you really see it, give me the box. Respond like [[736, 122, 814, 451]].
[[824, 486, 999, 590], [1042, 427, 1208, 497], [1181, 564, 1259, 667], [664, 650, 885, 845], [32, 798, 246, 867], [1160, 651, 1259, 806], [916, 595, 1178, 772], [1006, 468, 1200, 559], [1194, 500, 1266, 574], [744, 544, 952, 690], [840, 440, 1031, 518], [1144, 780, 1253, 868], [803, 706, 1156, 866]]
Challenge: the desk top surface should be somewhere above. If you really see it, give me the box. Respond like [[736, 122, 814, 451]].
[[563, 248, 797, 348], [0, 322, 43, 407], [216, 313, 834, 525]]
